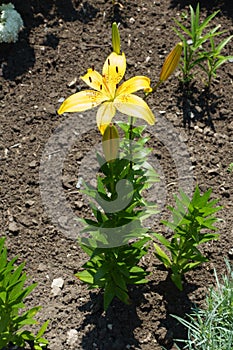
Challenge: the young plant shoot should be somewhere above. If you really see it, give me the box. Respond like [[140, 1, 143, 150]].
[[174, 3, 233, 87], [153, 187, 222, 290], [0, 237, 49, 349]]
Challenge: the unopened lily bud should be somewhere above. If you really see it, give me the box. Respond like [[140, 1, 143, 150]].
[[159, 42, 182, 82], [102, 123, 120, 162], [112, 22, 121, 55]]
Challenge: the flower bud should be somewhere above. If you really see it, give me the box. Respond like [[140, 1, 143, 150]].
[[112, 22, 121, 55], [159, 42, 182, 82], [102, 123, 120, 162]]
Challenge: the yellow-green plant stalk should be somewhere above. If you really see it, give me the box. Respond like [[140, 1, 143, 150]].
[[102, 123, 119, 162], [112, 22, 121, 55], [159, 42, 182, 82]]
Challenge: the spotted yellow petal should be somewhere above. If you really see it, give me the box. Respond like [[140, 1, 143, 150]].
[[57, 90, 108, 115], [81, 69, 109, 96], [96, 101, 116, 134], [116, 76, 152, 96], [102, 52, 126, 98], [114, 94, 155, 125]]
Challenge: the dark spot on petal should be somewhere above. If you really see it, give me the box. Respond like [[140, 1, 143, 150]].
[[116, 66, 119, 73], [89, 76, 92, 83], [116, 84, 119, 89], [100, 84, 102, 90], [108, 59, 110, 66]]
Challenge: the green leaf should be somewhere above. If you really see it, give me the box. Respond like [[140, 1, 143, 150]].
[[94, 264, 109, 285], [153, 233, 171, 249], [104, 281, 115, 310], [0, 291, 7, 303], [36, 320, 50, 339], [174, 18, 192, 37], [79, 244, 95, 257], [130, 266, 146, 274], [216, 35, 233, 52], [76, 270, 94, 284], [199, 233, 219, 244], [18, 330, 35, 341], [199, 10, 219, 32], [9, 282, 37, 307], [97, 176, 106, 195], [154, 244, 171, 268], [115, 286, 130, 305], [190, 4, 197, 38], [0, 237, 6, 252], [111, 269, 127, 291], [171, 272, 183, 291], [15, 306, 41, 326]]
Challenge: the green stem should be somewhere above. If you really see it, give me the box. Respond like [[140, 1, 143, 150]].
[[129, 116, 134, 169], [152, 80, 163, 93], [109, 161, 115, 195]]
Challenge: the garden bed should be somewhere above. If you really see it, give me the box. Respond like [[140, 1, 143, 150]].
[[0, 0, 233, 349]]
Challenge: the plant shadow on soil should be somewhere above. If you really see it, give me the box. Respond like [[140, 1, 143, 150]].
[[77, 271, 198, 350], [174, 82, 224, 131], [148, 269, 199, 350]]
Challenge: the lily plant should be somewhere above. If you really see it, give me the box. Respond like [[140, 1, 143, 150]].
[[57, 23, 186, 309]]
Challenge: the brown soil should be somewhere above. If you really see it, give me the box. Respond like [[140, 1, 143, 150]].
[[0, 0, 233, 349]]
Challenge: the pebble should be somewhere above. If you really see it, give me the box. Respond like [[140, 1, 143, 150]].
[[195, 105, 202, 113], [190, 111, 195, 119], [8, 221, 19, 233], [129, 17, 135, 24], [228, 248, 233, 258], [58, 215, 68, 228], [29, 160, 37, 168], [25, 199, 35, 207], [203, 126, 214, 136], [66, 329, 78, 346], [74, 200, 83, 209], [207, 168, 219, 175], [194, 125, 203, 133], [67, 77, 77, 88], [62, 175, 75, 189], [43, 103, 56, 115], [51, 277, 64, 296], [37, 263, 47, 272]]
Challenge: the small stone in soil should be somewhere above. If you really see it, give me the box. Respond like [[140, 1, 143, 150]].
[[29, 160, 37, 168], [66, 329, 78, 346], [51, 277, 64, 296], [228, 248, 233, 258], [8, 221, 19, 233]]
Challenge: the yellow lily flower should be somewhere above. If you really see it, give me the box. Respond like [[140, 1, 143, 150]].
[[57, 52, 155, 134]]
